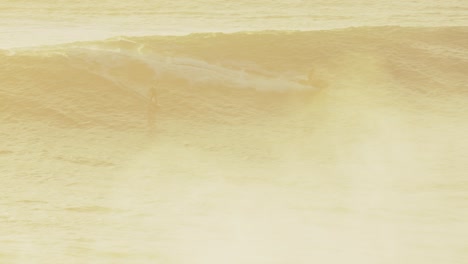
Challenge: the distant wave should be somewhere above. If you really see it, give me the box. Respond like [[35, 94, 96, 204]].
[[1, 26, 467, 129]]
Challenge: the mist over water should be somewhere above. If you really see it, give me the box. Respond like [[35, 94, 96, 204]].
[[1, 1, 468, 263]]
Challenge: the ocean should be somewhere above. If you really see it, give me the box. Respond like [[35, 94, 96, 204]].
[[0, 1, 467, 263], [1, 0, 468, 48]]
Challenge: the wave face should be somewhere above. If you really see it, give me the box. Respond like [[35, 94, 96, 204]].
[[2, 27, 467, 128], [1, 27, 468, 263]]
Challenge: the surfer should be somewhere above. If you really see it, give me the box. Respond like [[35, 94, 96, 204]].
[[147, 85, 159, 134], [306, 68, 328, 89]]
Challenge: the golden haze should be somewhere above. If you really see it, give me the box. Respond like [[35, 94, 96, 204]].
[[0, 2, 467, 263]]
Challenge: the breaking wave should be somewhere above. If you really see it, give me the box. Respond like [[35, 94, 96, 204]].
[[1, 26, 468, 263], [1, 26, 467, 131]]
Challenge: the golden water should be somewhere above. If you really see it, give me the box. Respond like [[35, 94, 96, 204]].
[[1, 1, 467, 263]]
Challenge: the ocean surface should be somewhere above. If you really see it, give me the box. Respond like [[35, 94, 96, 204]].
[[1, 0, 468, 48], [1, 1, 468, 263]]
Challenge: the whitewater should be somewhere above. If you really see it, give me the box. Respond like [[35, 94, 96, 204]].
[[1, 1, 468, 263]]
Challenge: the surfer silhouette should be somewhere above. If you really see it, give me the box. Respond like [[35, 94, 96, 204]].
[[147, 85, 159, 134], [306, 68, 328, 89]]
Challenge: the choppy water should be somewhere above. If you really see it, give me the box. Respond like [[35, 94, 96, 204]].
[[1, 0, 468, 48], [1, 1, 468, 264]]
